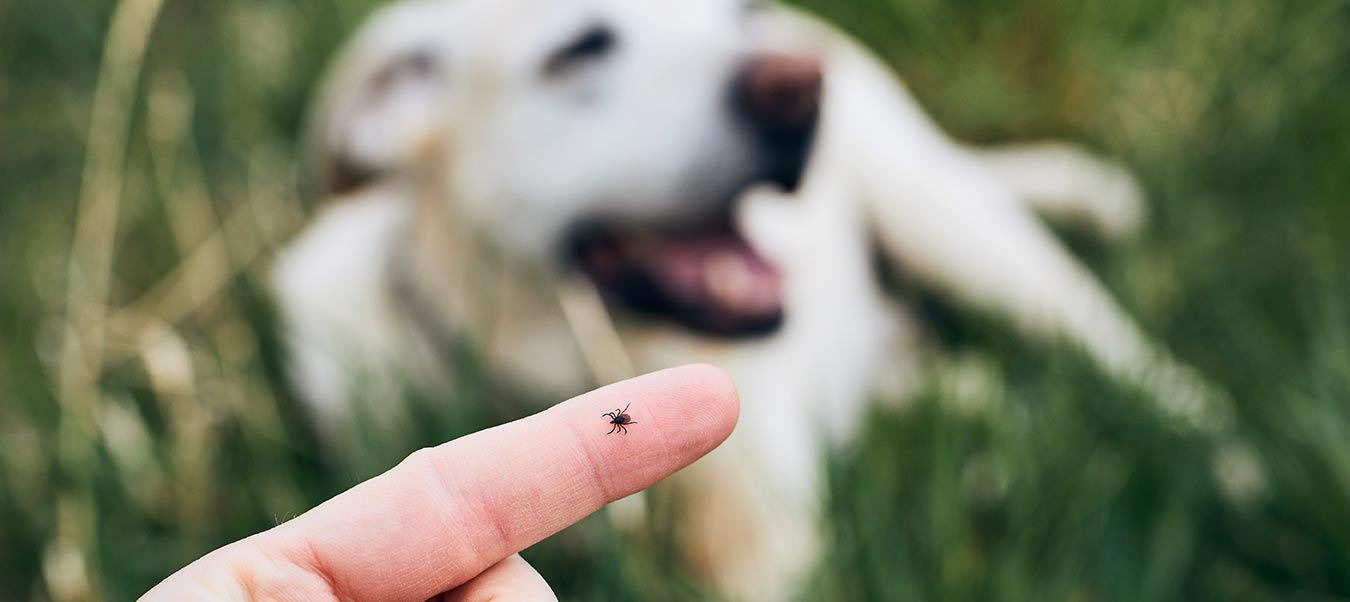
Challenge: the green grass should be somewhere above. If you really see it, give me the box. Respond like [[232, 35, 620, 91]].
[[2, 0, 1349, 600]]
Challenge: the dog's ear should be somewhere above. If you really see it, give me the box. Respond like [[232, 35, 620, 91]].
[[305, 4, 450, 196]]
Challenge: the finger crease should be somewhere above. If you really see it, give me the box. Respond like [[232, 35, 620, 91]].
[[423, 448, 504, 576], [295, 537, 358, 602], [564, 418, 614, 506]]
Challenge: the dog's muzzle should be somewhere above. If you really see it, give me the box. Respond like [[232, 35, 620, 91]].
[[569, 52, 823, 337]]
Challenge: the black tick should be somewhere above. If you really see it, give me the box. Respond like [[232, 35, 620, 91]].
[[603, 403, 637, 435]]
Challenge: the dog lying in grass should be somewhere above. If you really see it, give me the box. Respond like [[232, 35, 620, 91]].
[[273, 0, 1228, 596]]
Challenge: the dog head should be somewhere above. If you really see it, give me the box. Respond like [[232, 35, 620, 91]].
[[310, 0, 821, 336]]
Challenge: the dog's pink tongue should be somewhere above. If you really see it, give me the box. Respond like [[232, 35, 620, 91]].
[[645, 232, 782, 319]]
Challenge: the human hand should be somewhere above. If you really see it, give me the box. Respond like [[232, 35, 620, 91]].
[[140, 364, 739, 601]]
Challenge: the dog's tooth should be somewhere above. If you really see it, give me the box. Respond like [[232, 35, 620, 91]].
[[705, 250, 752, 308]]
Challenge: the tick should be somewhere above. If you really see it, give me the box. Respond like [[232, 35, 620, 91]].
[[603, 403, 637, 434]]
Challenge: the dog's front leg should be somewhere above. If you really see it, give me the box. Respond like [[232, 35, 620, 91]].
[[823, 44, 1230, 432]]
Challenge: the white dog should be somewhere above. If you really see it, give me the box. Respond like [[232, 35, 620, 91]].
[[273, 0, 1227, 597]]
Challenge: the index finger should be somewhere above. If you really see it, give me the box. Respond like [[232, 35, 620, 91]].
[[271, 364, 738, 602]]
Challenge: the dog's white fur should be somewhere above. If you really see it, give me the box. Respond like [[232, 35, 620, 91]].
[[273, 0, 1227, 597]]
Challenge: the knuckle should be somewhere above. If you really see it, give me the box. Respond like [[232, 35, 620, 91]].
[[209, 537, 347, 602]]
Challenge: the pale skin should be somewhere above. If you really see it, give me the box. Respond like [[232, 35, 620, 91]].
[[140, 364, 740, 602]]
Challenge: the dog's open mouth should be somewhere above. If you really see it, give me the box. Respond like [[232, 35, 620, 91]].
[[565, 125, 815, 338], [566, 52, 823, 337], [568, 214, 784, 337]]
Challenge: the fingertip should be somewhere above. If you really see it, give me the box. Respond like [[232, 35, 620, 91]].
[[668, 363, 740, 444], [562, 364, 740, 497], [610, 364, 739, 449]]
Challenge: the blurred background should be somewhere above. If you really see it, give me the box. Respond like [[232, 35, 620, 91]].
[[3, 0, 1350, 600]]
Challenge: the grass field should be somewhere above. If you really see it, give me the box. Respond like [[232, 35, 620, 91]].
[[2, 0, 1350, 600]]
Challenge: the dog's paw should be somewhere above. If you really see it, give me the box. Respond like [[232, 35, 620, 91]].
[[734, 183, 809, 268], [976, 142, 1148, 241], [1087, 159, 1147, 240]]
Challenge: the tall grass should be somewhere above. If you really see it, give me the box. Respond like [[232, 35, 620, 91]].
[[1, 0, 1348, 600]]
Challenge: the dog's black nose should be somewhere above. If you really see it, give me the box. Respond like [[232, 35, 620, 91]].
[[734, 53, 823, 134]]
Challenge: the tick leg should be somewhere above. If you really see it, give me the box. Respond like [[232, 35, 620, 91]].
[[620, 402, 631, 415], [608, 424, 618, 435]]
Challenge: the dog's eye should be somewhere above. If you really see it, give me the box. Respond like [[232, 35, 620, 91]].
[[741, 0, 770, 15], [543, 24, 617, 77], [370, 50, 439, 93]]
